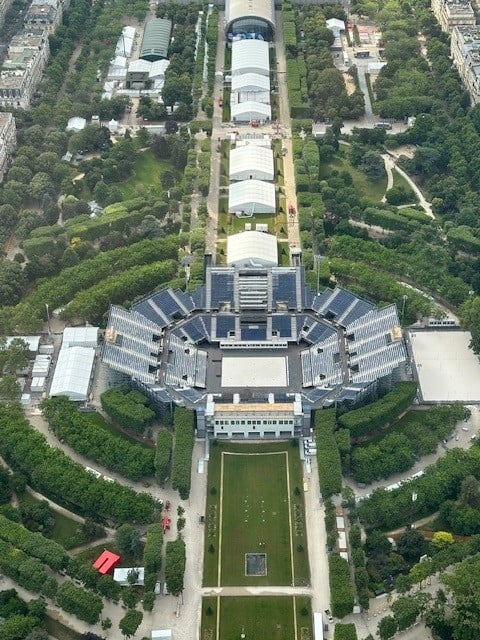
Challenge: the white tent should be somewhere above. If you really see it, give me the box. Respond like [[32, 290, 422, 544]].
[[116, 26, 136, 57], [230, 145, 274, 181], [66, 117, 86, 132], [326, 18, 345, 35], [49, 346, 95, 402], [227, 231, 278, 266], [113, 567, 145, 586], [63, 327, 98, 349], [231, 100, 271, 123], [231, 72, 270, 93], [151, 631, 172, 640], [228, 179, 276, 214], [231, 39, 270, 76]]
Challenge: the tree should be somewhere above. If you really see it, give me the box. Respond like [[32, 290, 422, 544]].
[[432, 531, 454, 548], [459, 475, 480, 509], [442, 554, 480, 640], [359, 151, 385, 181], [119, 609, 143, 638], [377, 615, 398, 640], [115, 524, 142, 556], [396, 528, 426, 562], [391, 595, 421, 630]]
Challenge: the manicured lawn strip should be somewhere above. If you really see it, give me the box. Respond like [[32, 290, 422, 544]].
[[220, 451, 291, 586], [201, 595, 313, 640], [203, 441, 308, 587]]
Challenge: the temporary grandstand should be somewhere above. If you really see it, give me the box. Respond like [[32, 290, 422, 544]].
[[102, 233, 408, 439], [229, 145, 274, 181]]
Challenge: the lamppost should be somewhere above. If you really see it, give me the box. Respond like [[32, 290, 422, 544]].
[[45, 303, 52, 338], [401, 294, 408, 325]]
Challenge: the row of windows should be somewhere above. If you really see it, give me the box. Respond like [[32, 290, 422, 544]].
[[214, 419, 294, 425]]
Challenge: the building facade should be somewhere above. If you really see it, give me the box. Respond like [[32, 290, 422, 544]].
[[431, 0, 475, 33], [0, 27, 50, 109], [0, 112, 16, 183], [451, 26, 480, 105]]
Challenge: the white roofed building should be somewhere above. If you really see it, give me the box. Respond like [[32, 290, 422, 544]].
[[231, 72, 270, 93], [113, 567, 145, 586], [231, 39, 270, 76], [231, 100, 271, 122], [227, 231, 278, 267], [228, 179, 276, 214], [226, 0, 275, 41], [230, 145, 274, 181], [49, 346, 95, 402], [63, 327, 98, 349]]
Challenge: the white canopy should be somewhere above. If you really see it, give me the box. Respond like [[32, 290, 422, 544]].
[[227, 230, 278, 266], [231, 72, 270, 93], [63, 327, 98, 348], [231, 100, 271, 122], [228, 179, 276, 214], [231, 39, 270, 76], [49, 346, 95, 402], [230, 145, 274, 181]]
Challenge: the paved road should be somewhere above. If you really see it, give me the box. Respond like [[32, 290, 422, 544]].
[[275, 10, 301, 253]]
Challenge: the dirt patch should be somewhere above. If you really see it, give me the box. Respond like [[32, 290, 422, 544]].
[[343, 73, 356, 96]]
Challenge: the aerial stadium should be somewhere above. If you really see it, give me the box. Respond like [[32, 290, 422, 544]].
[[102, 233, 408, 439]]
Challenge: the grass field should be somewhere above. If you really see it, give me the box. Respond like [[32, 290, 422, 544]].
[[320, 149, 387, 202], [203, 442, 309, 587], [119, 151, 177, 199], [201, 596, 313, 640], [19, 493, 79, 547]]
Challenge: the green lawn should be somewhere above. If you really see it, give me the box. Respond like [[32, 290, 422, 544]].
[[119, 151, 177, 199], [392, 169, 417, 202], [320, 150, 387, 202], [217, 206, 289, 239], [203, 442, 309, 587], [19, 493, 79, 547], [46, 615, 82, 640], [201, 596, 313, 640]]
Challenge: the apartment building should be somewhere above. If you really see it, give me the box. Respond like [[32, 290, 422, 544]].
[[0, 113, 16, 182], [451, 26, 480, 105], [24, 0, 64, 33], [431, 0, 475, 33], [0, 28, 50, 109]]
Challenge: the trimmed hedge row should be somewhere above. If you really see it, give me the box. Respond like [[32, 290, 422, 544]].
[[100, 388, 155, 433], [171, 408, 195, 500], [0, 403, 159, 524], [155, 428, 173, 486], [56, 580, 103, 625], [338, 381, 417, 438], [315, 409, 342, 498], [165, 538, 186, 595], [334, 623, 358, 640], [329, 554, 355, 618], [349, 524, 369, 610], [0, 513, 69, 571], [0, 537, 49, 593], [42, 397, 155, 481]]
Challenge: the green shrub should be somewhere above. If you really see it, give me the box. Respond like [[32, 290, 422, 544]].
[[155, 428, 173, 485], [329, 555, 355, 618], [338, 382, 417, 438], [315, 409, 342, 498], [171, 408, 195, 500]]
